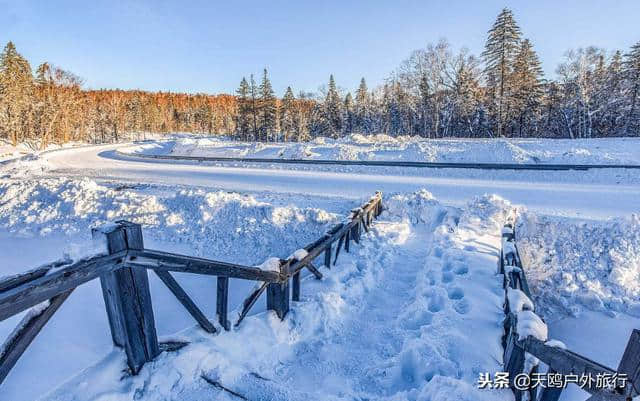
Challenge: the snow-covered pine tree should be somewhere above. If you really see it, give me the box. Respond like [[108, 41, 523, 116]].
[[249, 74, 259, 140], [280, 86, 295, 141], [343, 92, 354, 134], [482, 8, 522, 137], [451, 56, 483, 137], [325, 75, 343, 138], [355, 78, 371, 134], [235, 77, 251, 140], [0, 41, 34, 146], [259, 68, 277, 141], [623, 42, 640, 135], [511, 38, 544, 136]]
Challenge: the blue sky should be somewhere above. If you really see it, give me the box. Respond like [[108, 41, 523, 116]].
[[1, 0, 638, 96]]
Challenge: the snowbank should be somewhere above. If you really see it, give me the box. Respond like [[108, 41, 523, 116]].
[[0, 178, 338, 267], [516, 211, 640, 318], [126, 135, 640, 165]]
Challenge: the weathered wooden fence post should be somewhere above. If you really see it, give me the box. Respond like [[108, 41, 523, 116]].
[[216, 277, 230, 331], [92, 221, 159, 374], [266, 261, 289, 319]]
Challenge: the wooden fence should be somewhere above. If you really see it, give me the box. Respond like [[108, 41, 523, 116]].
[[499, 223, 639, 401], [0, 192, 383, 386]]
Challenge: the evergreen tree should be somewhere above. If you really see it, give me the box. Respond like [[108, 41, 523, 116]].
[[343, 93, 354, 134], [280, 86, 295, 141], [325, 75, 343, 138], [0, 41, 34, 145], [258, 68, 277, 141], [354, 78, 371, 133], [623, 42, 640, 135], [235, 77, 251, 140], [511, 39, 544, 136], [418, 73, 430, 137], [482, 8, 522, 136], [249, 74, 259, 140]]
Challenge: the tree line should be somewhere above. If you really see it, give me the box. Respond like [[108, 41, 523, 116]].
[[1, 8, 639, 148]]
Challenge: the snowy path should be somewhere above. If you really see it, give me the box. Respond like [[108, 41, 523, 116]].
[[262, 221, 434, 400], [6, 143, 640, 219]]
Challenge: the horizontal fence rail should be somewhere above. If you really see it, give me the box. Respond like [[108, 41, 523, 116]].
[[0, 192, 384, 388], [499, 223, 639, 401], [116, 149, 640, 171]]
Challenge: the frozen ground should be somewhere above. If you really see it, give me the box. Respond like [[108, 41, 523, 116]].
[[0, 135, 638, 401], [125, 134, 640, 165]]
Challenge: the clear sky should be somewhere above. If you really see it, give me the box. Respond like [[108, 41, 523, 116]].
[[1, 0, 638, 96]]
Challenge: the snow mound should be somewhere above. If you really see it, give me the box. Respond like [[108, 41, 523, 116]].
[[516, 211, 640, 318], [384, 189, 447, 226], [0, 178, 338, 265]]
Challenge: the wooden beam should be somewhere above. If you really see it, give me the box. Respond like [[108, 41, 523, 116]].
[[216, 277, 230, 331], [235, 282, 268, 327], [292, 271, 301, 302], [0, 257, 72, 292], [537, 368, 563, 401], [324, 246, 331, 268], [519, 336, 619, 395], [0, 289, 73, 385], [334, 235, 344, 265], [154, 270, 216, 334], [127, 249, 281, 282], [0, 252, 127, 322], [617, 329, 640, 397], [305, 263, 323, 280]]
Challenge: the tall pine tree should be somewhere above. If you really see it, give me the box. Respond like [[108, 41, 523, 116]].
[[511, 38, 543, 136], [482, 8, 522, 137], [280, 86, 295, 141], [325, 75, 343, 138], [258, 68, 277, 141], [623, 42, 640, 135], [0, 41, 34, 145], [354, 78, 370, 133], [235, 77, 251, 140]]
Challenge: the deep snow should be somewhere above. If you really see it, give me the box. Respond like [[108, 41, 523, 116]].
[[0, 135, 638, 401]]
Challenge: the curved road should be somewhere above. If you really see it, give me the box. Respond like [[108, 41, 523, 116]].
[[26, 143, 640, 219]]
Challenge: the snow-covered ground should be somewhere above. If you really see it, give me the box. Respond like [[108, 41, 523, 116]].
[[124, 134, 640, 165], [0, 135, 638, 401]]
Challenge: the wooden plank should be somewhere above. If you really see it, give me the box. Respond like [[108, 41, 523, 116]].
[[0, 252, 127, 322], [216, 277, 230, 331], [96, 222, 159, 374], [584, 391, 627, 401], [128, 249, 281, 282], [334, 235, 344, 265], [537, 368, 563, 401], [235, 282, 268, 327], [267, 279, 289, 320], [324, 246, 331, 268], [345, 230, 350, 253], [154, 270, 216, 334], [519, 337, 618, 395], [617, 329, 640, 397], [0, 289, 73, 385], [0, 257, 72, 293], [504, 323, 525, 400], [306, 263, 323, 280], [292, 271, 301, 301]]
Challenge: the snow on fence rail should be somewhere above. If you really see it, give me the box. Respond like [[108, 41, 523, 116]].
[[499, 223, 640, 401], [0, 192, 383, 387]]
